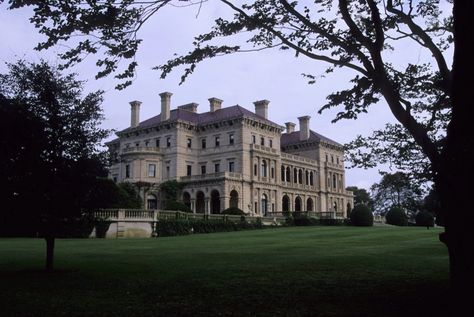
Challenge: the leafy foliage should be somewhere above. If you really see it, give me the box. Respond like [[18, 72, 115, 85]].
[[165, 200, 192, 213], [415, 211, 435, 227], [222, 207, 245, 215], [346, 186, 373, 208], [370, 172, 424, 216], [349, 204, 374, 226], [385, 206, 408, 226]]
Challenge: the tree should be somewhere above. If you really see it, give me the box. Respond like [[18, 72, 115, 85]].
[[346, 186, 372, 208], [0, 60, 109, 271], [370, 172, 423, 216], [4, 0, 474, 304]]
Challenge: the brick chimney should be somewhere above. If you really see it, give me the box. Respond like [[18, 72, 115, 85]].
[[298, 116, 311, 140], [159, 92, 172, 122], [254, 100, 270, 119], [285, 122, 296, 134], [129, 100, 141, 128], [209, 97, 223, 112]]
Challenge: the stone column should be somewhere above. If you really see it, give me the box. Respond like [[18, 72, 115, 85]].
[[205, 198, 210, 215], [191, 199, 196, 214]]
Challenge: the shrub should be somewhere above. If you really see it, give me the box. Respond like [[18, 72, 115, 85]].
[[165, 200, 192, 213], [349, 204, 374, 226], [222, 207, 245, 215], [415, 211, 435, 227], [94, 218, 112, 238], [385, 207, 408, 226]]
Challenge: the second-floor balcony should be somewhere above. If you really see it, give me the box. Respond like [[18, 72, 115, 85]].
[[180, 171, 243, 182], [121, 146, 161, 156]]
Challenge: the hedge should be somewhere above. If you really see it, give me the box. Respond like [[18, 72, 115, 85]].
[[155, 218, 263, 237]]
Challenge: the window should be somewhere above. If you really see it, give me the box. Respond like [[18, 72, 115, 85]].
[[261, 160, 267, 177], [228, 161, 235, 172], [269, 139, 273, 148], [252, 135, 256, 144], [333, 174, 337, 188], [135, 142, 139, 147], [201, 165, 206, 175], [166, 166, 170, 178], [113, 176, 118, 183], [325, 154, 328, 162], [229, 134, 234, 145], [215, 136, 220, 147], [271, 167, 275, 179], [145, 141, 149, 147], [331, 155, 334, 163], [155, 139, 160, 147], [125, 164, 130, 178], [166, 137, 171, 148], [148, 164, 156, 177], [201, 138, 206, 149], [187, 165, 192, 176], [254, 164, 258, 176], [260, 137, 265, 146], [337, 157, 340, 164], [187, 138, 192, 148], [215, 163, 220, 173]]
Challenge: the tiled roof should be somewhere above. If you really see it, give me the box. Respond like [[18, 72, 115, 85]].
[[281, 130, 342, 147], [128, 105, 282, 130]]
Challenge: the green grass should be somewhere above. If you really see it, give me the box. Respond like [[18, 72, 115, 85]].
[[0, 226, 449, 317]]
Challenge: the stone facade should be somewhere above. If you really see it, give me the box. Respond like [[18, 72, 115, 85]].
[[107, 92, 353, 217]]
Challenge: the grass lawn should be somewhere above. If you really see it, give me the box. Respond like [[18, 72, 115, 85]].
[[0, 226, 449, 317]]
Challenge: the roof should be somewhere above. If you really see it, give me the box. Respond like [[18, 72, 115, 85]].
[[281, 130, 342, 147], [123, 105, 283, 131]]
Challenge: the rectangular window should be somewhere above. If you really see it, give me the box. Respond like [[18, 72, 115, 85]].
[[215, 163, 220, 173], [215, 136, 220, 147], [155, 139, 160, 147], [166, 137, 171, 148], [260, 137, 265, 146], [187, 138, 192, 148], [187, 165, 192, 176], [166, 166, 170, 178], [254, 164, 257, 176], [148, 164, 156, 177], [229, 134, 234, 145], [252, 135, 256, 144], [201, 165, 206, 175], [228, 161, 235, 172], [269, 139, 273, 148], [201, 138, 206, 149], [271, 167, 275, 179], [125, 164, 130, 178]]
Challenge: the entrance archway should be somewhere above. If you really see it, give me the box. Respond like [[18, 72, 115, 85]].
[[196, 191, 205, 213], [306, 198, 314, 212], [282, 195, 290, 212], [229, 190, 239, 208], [295, 196, 302, 212], [261, 194, 268, 216], [182, 192, 191, 210], [147, 194, 157, 210], [211, 190, 221, 214]]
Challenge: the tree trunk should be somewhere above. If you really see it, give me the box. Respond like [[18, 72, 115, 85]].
[[438, 0, 474, 311], [45, 236, 55, 272]]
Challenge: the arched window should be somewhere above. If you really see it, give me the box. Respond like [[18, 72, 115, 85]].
[[229, 190, 239, 208], [147, 194, 157, 210], [307, 198, 314, 212], [211, 190, 221, 214], [294, 168, 298, 183], [333, 201, 338, 212], [286, 167, 291, 182], [282, 195, 290, 212], [298, 169, 303, 184], [261, 160, 267, 177], [310, 171, 314, 186], [305, 171, 309, 185], [182, 192, 191, 209], [295, 196, 302, 212], [196, 191, 205, 213], [281, 166, 285, 181], [333, 174, 337, 188], [261, 194, 268, 216]]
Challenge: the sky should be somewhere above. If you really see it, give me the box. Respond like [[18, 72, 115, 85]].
[[0, 1, 444, 190]]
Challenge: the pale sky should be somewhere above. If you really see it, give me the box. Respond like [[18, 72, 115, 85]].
[[1, 1, 445, 190]]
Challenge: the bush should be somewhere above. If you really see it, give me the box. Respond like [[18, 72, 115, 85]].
[[165, 200, 192, 213], [415, 211, 435, 227], [349, 204, 374, 226], [385, 207, 408, 226], [222, 207, 245, 215]]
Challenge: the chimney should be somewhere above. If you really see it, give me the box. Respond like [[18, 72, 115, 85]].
[[129, 100, 142, 128], [254, 100, 270, 119], [209, 97, 223, 112], [298, 115, 311, 140], [178, 103, 198, 113], [285, 122, 296, 134], [160, 92, 172, 121]]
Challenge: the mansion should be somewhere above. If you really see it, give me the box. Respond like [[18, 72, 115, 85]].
[[107, 92, 353, 217]]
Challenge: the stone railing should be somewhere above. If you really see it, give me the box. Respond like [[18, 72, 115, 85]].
[[122, 146, 161, 155], [250, 144, 279, 155], [180, 171, 243, 182], [266, 211, 345, 219], [281, 153, 317, 165]]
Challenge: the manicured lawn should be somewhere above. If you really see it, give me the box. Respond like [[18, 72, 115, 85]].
[[0, 226, 449, 317]]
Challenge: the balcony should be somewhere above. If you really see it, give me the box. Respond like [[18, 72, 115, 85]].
[[121, 146, 161, 156], [180, 171, 243, 182], [324, 161, 344, 169], [250, 144, 279, 155], [281, 153, 317, 165]]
